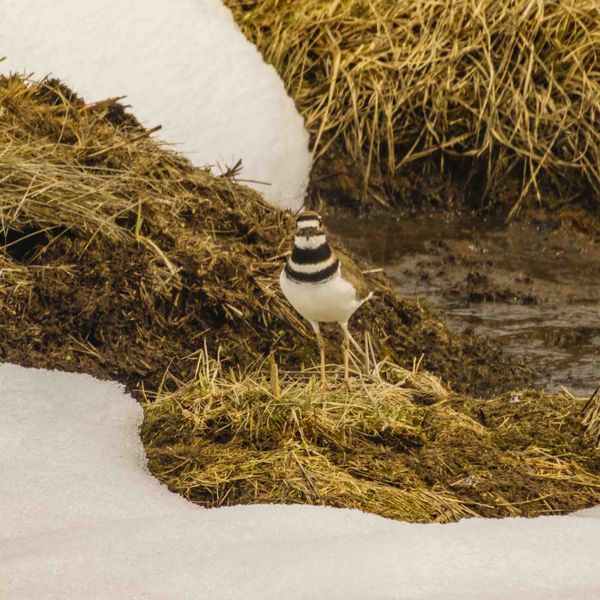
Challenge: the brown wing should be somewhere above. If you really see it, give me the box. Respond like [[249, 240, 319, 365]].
[[334, 247, 371, 300]]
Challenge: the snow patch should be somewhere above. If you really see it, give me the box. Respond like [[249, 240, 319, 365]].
[[0, 0, 311, 210], [1, 363, 599, 599]]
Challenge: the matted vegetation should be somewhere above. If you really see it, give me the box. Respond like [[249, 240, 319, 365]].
[[1, 75, 598, 522], [142, 354, 600, 522], [225, 0, 600, 212], [0, 74, 524, 396]]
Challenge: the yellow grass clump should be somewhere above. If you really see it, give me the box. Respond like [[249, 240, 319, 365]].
[[142, 353, 600, 523], [226, 0, 600, 212]]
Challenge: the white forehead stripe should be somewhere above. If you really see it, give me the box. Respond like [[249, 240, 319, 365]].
[[294, 234, 327, 249], [296, 219, 320, 230]]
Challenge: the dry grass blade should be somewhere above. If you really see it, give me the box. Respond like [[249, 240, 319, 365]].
[[582, 384, 600, 447], [226, 0, 600, 209]]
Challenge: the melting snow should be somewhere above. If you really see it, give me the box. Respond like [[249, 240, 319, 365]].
[[0, 0, 311, 210], [1, 363, 599, 599]]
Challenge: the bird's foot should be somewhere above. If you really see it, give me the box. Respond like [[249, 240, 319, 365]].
[[318, 378, 330, 391], [340, 378, 354, 391]]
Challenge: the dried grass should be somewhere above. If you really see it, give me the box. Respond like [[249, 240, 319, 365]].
[[226, 0, 600, 211], [0, 74, 525, 396], [582, 385, 600, 447], [0, 73, 296, 380], [142, 353, 600, 522]]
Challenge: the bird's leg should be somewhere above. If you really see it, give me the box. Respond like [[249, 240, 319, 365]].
[[310, 321, 328, 390], [340, 322, 352, 390]]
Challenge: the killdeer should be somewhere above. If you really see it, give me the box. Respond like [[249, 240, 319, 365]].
[[279, 211, 373, 388]]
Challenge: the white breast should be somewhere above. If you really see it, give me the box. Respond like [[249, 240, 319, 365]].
[[279, 268, 368, 324]]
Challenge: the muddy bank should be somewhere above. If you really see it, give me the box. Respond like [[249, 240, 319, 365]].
[[329, 211, 600, 396]]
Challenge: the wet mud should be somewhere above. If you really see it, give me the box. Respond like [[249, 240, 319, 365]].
[[330, 212, 600, 396]]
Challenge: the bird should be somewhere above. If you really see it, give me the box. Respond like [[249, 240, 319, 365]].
[[279, 210, 373, 388]]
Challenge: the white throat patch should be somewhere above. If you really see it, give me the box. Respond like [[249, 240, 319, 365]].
[[296, 218, 320, 231]]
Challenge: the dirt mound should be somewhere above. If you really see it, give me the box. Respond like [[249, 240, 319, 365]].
[[225, 0, 600, 214], [0, 75, 526, 397], [142, 356, 600, 522]]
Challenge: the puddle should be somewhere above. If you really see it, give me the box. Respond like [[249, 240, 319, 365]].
[[329, 213, 600, 396]]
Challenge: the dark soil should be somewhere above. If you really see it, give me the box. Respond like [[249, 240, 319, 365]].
[[0, 76, 529, 400]]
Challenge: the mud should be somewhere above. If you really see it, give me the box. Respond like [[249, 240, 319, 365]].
[[0, 221, 529, 400], [329, 212, 600, 396]]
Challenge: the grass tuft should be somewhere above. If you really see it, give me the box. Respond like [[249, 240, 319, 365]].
[[142, 353, 600, 522], [226, 0, 600, 211]]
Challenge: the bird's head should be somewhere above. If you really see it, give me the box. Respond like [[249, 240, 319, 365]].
[[294, 210, 326, 241]]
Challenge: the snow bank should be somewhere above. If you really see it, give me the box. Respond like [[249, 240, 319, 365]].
[[0, 0, 311, 210], [1, 363, 599, 599]]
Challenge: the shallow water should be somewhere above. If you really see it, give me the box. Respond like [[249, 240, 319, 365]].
[[330, 213, 600, 396]]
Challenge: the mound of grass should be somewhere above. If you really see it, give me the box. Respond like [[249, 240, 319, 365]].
[[226, 0, 600, 212], [142, 354, 600, 522], [0, 74, 525, 396]]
